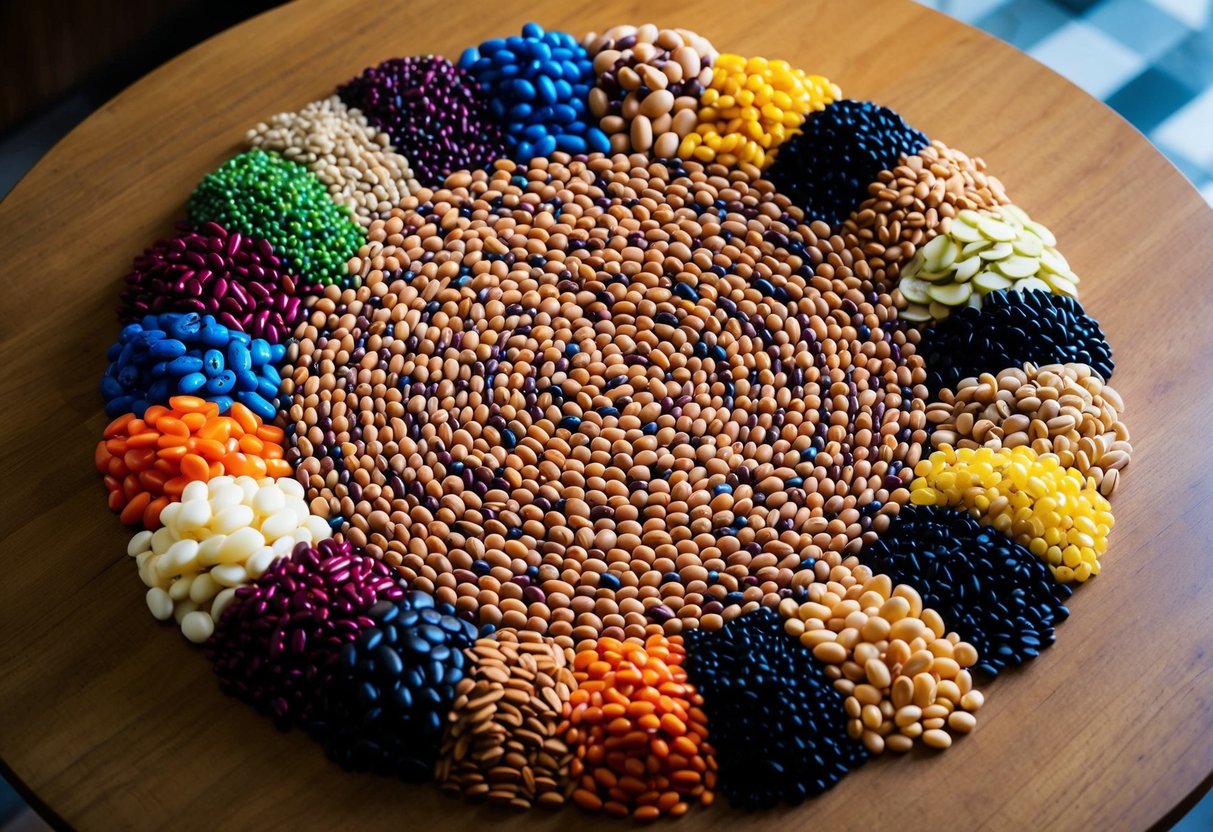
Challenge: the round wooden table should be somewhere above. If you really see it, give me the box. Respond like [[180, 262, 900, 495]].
[[2, 0, 1212, 829]]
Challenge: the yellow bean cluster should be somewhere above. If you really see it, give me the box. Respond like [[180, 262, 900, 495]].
[[910, 446, 1114, 583], [779, 557, 984, 755], [681, 54, 840, 170]]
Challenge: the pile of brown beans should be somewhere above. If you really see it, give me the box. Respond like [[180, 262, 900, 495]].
[[246, 95, 419, 228], [278, 152, 930, 637], [583, 25, 717, 158], [926, 362, 1130, 496], [436, 629, 578, 810], [780, 556, 984, 754], [840, 141, 1010, 291]]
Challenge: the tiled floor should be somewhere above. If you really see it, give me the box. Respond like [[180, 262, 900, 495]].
[[2, 1, 1212, 829], [921, 0, 1213, 206]]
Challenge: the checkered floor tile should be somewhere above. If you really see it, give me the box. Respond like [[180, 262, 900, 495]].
[[916, 0, 1213, 207]]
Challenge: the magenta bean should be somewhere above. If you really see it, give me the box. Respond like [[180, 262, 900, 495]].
[[205, 539, 405, 730], [117, 222, 306, 344]]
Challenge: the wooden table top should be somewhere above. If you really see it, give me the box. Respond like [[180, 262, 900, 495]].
[[2, 0, 1212, 829]]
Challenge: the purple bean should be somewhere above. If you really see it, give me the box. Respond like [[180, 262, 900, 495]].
[[117, 222, 307, 344]]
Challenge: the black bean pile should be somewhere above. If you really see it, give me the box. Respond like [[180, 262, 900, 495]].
[[684, 607, 866, 809], [920, 290, 1115, 394], [307, 590, 479, 780], [860, 506, 1070, 676], [768, 99, 929, 227]]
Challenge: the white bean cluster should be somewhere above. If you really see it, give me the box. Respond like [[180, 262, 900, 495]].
[[127, 476, 332, 643], [246, 95, 420, 228]]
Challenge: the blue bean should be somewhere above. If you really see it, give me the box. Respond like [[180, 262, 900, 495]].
[[178, 372, 208, 393], [249, 340, 271, 367], [236, 390, 276, 421], [234, 367, 259, 392], [509, 78, 536, 101], [202, 349, 225, 376], [226, 340, 253, 373], [150, 338, 186, 359], [167, 355, 205, 375], [206, 370, 237, 395], [256, 375, 280, 401]]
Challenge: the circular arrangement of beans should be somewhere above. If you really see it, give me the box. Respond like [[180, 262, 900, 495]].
[[94, 19, 1126, 821]]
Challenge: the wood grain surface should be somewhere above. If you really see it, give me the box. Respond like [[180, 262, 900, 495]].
[[2, 0, 1212, 829]]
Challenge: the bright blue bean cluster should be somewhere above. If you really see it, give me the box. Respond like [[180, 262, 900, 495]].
[[100, 312, 285, 419], [308, 591, 479, 781], [459, 22, 609, 160]]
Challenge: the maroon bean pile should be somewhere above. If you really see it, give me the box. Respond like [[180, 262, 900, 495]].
[[118, 222, 306, 343]]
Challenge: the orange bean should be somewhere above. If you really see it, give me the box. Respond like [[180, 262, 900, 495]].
[[157, 416, 189, 438], [158, 444, 188, 461], [142, 405, 169, 426], [266, 459, 293, 478], [180, 454, 210, 482], [230, 402, 259, 434], [103, 413, 136, 438], [107, 457, 125, 477], [191, 438, 228, 460], [124, 448, 157, 471], [169, 395, 207, 412], [119, 491, 151, 525], [143, 496, 169, 529], [107, 490, 125, 511], [239, 433, 265, 455], [156, 434, 189, 448], [256, 424, 285, 444], [94, 443, 112, 471], [197, 419, 233, 442], [125, 431, 160, 449], [163, 477, 187, 497], [179, 411, 205, 430], [126, 419, 147, 435], [138, 469, 170, 492]]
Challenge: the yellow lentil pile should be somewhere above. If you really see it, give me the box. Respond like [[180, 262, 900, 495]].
[[911, 445, 1114, 582], [779, 557, 984, 754], [927, 363, 1130, 496], [682, 54, 840, 171]]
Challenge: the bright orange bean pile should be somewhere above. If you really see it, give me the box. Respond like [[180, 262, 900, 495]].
[[95, 395, 292, 529], [565, 635, 716, 823]]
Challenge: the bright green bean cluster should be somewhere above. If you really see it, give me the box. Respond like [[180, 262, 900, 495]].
[[187, 149, 363, 288]]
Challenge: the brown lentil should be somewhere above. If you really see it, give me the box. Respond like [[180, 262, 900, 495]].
[[279, 152, 929, 637], [437, 629, 578, 810], [926, 362, 1130, 495], [246, 95, 420, 228], [779, 556, 984, 753], [840, 140, 1010, 292]]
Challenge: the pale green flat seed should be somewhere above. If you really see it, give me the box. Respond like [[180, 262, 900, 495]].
[[899, 303, 933, 322], [979, 242, 1013, 260], [995, 256, 1040, 279], [927, 282, 973, 306], [901, 257, 922, 279], [1015, 276, 1053, 294], [997, 204, 1031, 225], [1012, 235, 1043, 257], [920, 234, 952, 271], [961, 239, 993, 257], [917, 269, 949, 283], [952, 256, 981, 283], [1040, 248, 1070, 275], [898, 275, 932, 304], [1024, 220, 1057, 246], [938, 239, 961, 271], [957, 209, 984, 226], [1041, 271, 1080, 298], [928, 301, 952, 320], [972, 271, 1013, 293], [948, 220, 983, 243], [965, 293, 984, 310], [977, 215, 1016, 242]]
